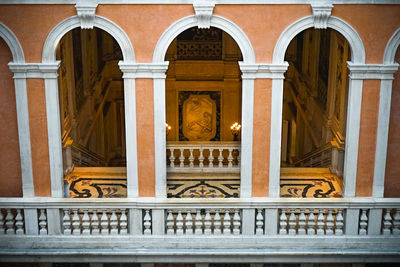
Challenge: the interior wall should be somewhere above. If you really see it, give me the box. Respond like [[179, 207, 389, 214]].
[[384, 45, 400, 197], [356, 80, 380, 197], [0, 37, 22, 197], [27, 78, 51, 196], [252, 79, 271, 197]]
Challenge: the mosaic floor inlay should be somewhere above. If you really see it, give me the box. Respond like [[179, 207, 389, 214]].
[[65, 167, 342, 198]]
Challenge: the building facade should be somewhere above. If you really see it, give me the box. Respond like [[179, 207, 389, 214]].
[[0, 0, 400, 265]]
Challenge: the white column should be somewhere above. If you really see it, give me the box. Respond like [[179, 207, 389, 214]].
[[342, 66, 364, 198], [373, 65, 399, 197], [240, 77, 254, 198], [153, 70, 168, 198], [122, 76, 139, 198], [269, 78, 284, 198], [43, 63, 64, 197], [8, 64, 34, 197]]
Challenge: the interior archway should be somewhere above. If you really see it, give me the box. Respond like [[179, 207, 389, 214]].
[[280, 28, 351, 198], [58, 27, 127, 198], [164, 27, 243, 198]]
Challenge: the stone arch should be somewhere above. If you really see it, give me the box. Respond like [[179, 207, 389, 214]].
[[273, 15, 365, 64], [42, 15, 135, 63], [41, 15, 138, 197], [152, 15, 256, 198], [384, 27, 400, 64], [269, 15, 366, 197], [0, 22, 24, 63], [153, 15, 255, 64]]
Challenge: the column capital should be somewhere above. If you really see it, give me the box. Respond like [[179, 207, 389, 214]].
[[347, 63, 399, 80], [8, 62, 60, 79], [239, 62, 288, 79], [118, 61, 169, 79]]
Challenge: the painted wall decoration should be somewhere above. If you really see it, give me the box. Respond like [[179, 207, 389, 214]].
[[179, 91, 220, 141]]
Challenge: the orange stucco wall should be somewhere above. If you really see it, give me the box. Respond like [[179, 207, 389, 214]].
[[0, 38, 22, 197], [0, 5, 75, 63], [356, 80, 381, 197], [385, 46, 400, 198], [26, 79, 51, 196], [252, 79, 272, 197], [1, 4, 400, 198], [136, 79, 155, 196]]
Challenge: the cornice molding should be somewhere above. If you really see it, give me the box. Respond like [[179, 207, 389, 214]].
[[239, 62, 289, 79], [347, 63, 399, 80], [75, 0, 98, 29], [118, 62, 169, 78], [193, 0, 216, 29], [311, 0, 333, 29], [8, 62, 61, 79], [2, 0, 400, 4]]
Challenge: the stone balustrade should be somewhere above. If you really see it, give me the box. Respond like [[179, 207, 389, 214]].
[[166, 141, 240, 173]]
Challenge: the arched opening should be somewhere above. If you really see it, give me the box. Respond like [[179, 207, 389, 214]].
[[280, 28, 350, 198], [0, 37, 22, 197], [58, 27, 127, 198], [164, 27, 243, 198], [384, 44, 400, 197]]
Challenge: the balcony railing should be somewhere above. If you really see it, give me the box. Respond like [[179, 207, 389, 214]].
[[166, 141, 240, 173], [1, 197, 399, 262], [1, 198, 399, 236]]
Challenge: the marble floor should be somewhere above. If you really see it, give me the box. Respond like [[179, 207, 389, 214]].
[[65, 167, 342, 198]]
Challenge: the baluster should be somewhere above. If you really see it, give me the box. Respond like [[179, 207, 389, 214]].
[[227, 148, 233, 168], [110, 210, 118, 235], [38, 209, 47, 235], [15, 209, 24, 235], [307, 210, 316, 235], [288, 209, 296, 235], [237, 148, 241, 166], [204, 210, 212, 235], [0, 210, 5, 234], [233, 210, 241, 235], [208, 148, 214, 167], [176, 211, 184, 235], [279, 209, 288, 235], [185, 211, 193, 235], [100, 210, 109, 235], [256, 209, 264, 235], [393, 209, 400, 235], [335, 209, 344, 236], [120, 209, 127, 235], [169, 148, 175, 168], [199, 148, 204, 168], [62, 209, 71, 235], [195, 210, 203, 235], [91, 210, 100, 235], [298, 209, 306, 235], [5, 209, 15, 235], [382, 209, 393, 235], [326, 209, 334, 235], [213, 211, 221, 235], [143, 209, 151, 235], [72, 209, 80, 235], [189, 149, 194, 168], [179, 148, 185, 168], [316, 209, 325, 235], [82, 209, 90, 235], [218, 148, 224, 168], [166, 210, 174, 235], [359, 209, 368, 235], [223, 210, 231, 235]]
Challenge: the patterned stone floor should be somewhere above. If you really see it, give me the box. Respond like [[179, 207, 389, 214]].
[[65, 167, 342, 198]]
